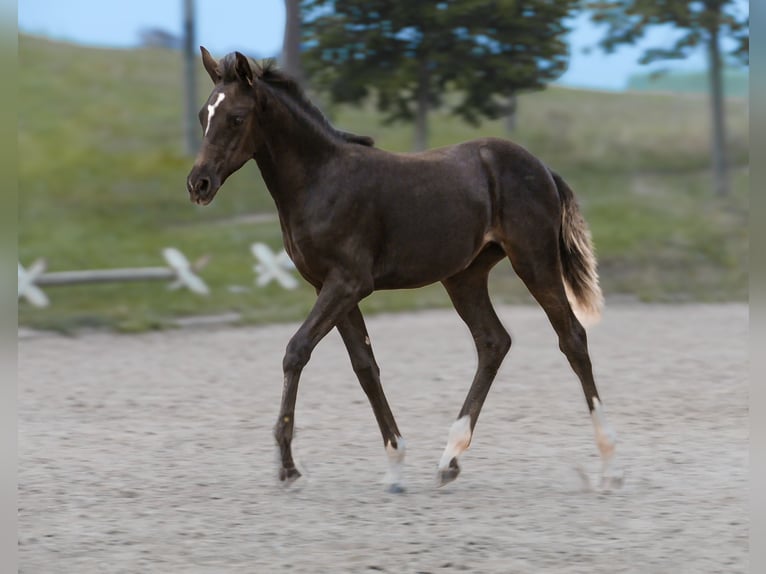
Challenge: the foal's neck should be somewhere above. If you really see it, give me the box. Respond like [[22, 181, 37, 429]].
[[253, 100, 341, 216]]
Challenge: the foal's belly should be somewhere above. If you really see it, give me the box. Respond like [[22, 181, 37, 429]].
[[373, 256, 477, 290], [372, 219, 489, 289]]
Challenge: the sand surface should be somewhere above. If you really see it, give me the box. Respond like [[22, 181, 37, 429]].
[[18, 304, 748, 573]]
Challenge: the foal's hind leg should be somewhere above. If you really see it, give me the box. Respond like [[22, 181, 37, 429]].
[[437, 247, 510, 486], [507, 243, 623, 489], [337, 306, 406, 493]]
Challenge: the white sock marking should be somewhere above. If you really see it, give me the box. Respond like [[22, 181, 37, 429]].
[[205, 93, 226, 136], [384, 437, 406, 486], [438, 415, 472, 470], [591, 397, 623, 486], [590, 397, 616, 457]]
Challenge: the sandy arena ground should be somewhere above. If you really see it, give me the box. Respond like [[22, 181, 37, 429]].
[[18, 303, 748, 573]]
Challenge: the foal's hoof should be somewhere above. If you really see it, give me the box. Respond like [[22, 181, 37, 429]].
[[574, 464, 624, 493], [279, 466, 302, 485], [600, 472, 624, 491], [386, 482, 406, 494], [437, 459, 461, 487]]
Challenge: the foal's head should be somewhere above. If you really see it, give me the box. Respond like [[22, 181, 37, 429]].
[[186, 47, 262, 205]]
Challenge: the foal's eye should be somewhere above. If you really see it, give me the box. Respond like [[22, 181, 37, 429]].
[[229, 115, 245, 127]]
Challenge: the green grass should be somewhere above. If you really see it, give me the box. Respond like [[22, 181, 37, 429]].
[[18, 36, 749, 332]]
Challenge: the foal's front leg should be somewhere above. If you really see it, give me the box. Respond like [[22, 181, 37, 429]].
[[337, 306, 406, 492], [275, 277, 367, 483]]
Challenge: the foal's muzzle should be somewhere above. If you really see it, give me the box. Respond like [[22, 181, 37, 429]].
[[186, 166, 221, 206]]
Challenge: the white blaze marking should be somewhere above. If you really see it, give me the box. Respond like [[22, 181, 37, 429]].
[[438, 415, 472, 469], [384, 437, 406, 487], [205, 93, 226, 136]]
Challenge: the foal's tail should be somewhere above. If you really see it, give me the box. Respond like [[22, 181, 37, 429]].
[[551, 171, 604, 326]]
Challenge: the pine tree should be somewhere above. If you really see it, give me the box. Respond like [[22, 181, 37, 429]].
[[301, 0, 576, 150]]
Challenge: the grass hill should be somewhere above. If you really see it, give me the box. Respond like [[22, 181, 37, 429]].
[[18, 35, 749, 332], [627, 67, 749, 98]]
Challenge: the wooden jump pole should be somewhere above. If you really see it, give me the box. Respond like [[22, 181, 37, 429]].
[[18, 248, 210, 307]]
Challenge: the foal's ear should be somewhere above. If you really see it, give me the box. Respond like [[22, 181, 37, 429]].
[[200, 46, 221, 84], [234, 51, 254, 86]]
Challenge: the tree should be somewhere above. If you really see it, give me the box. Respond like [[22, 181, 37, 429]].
[[137, 28, 181, 50], [585, 0, 749, 196], [301, 0, 577, 150]]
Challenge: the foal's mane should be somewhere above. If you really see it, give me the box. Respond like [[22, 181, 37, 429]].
[[217, 54, 374, 147]]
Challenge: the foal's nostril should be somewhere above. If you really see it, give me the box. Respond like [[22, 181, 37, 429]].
[[197, 177, 210, 194]]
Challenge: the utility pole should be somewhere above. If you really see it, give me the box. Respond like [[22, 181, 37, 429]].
[[281, 0, 303, 85], [182, 0, 199, 156]]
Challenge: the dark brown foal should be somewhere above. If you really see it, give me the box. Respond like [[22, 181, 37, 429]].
[[186, 49, 622, 492]]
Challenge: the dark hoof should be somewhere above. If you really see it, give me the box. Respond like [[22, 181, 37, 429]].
[[437, 459, 461, 487], [279, 466, 301, 485], [386, 483, 406, 494], [600, 474, 624, 491], [574, 464, 625, 493]]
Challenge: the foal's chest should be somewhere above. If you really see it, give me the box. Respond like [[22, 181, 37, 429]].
[[279, 226, 335, 286]]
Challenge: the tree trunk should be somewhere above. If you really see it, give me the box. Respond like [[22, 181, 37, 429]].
[[505, 93, 518, 134], [707, 17, 729, 196], [414, 58, 430, 151], [281, 0, 303, 85]]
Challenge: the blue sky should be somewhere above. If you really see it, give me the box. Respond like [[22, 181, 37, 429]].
[[18, 0, 746, 91]]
